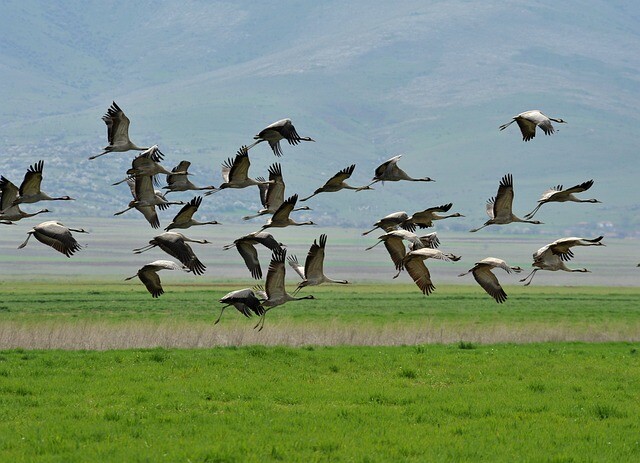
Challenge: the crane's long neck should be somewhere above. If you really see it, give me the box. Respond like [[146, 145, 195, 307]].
[[183, 237, 210, 244], [324, 276, 349, 285], [23, 209, 50, 218]]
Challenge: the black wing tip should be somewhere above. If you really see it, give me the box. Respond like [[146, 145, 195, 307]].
[[189, 196, 203, 208], [318, 234, 327, 248], [493, 290, 508, 303], [269, 163, 282, 177], [500, 173, 513, 187], [272, 247, 287, 263]]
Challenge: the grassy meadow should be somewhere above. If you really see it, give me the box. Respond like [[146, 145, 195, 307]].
[[1, 281, 639, 461], [0, 344, 639, 462], [0, 281, 638, 348]]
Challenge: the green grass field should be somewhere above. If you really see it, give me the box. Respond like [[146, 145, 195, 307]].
[[1, 282, 638, 348], [0, 344, 639, 462], [0, 282, 639, 461]]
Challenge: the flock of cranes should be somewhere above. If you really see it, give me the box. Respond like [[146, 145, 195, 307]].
[[0, 103, 615, 329]]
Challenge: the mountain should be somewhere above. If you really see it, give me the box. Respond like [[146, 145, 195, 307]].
[[1, 1, 639, 236]]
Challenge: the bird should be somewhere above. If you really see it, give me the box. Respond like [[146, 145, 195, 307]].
[[10, 161, 74, 208], [132, 232, 210, 275], [520, 236, 605, 286], [164, 196, 220, 231], [0, 176, 50, 223], [403, 203, 464, 230], [17, 221, 87, 257], [366, 229, 427, 276], [205, 146, 270, 195], [499, 110, 567, 142], [362, 211, 412, 235], [242, 163, 310, 220], [90, 101, 149, 160], [357, 155, 434, 191], [524, 180, 601, 219], [300, 164, 372, 201], [408, 232, 441, 251], [469, 174, 543, 232], [254, 248, 315, 331], [162, 161, 216, 194], [458, 257, 522, 303], [260, 194, 315, 230], [247, 118, 315, 157], [114, 177, 184, 228], [124, 260, 188, 298], [400, 248, 461, 295], [222, 231, 284, 280], [113, 178, 161, 228], [129, 175, 185, 209], [112, 146, 184, 186], [287, 234, 349, 293], [215, 288, 266, 324]]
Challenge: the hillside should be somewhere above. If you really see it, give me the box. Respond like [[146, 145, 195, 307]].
[[1, 1, 639, 235]]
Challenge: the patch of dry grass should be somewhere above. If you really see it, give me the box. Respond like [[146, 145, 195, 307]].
[[1, 319, 639, 350]]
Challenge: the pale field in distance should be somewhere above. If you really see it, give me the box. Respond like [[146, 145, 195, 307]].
[[0, 217, 638, 286]]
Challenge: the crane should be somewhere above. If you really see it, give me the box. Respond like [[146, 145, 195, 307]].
[[357, 155, 434, 190], [260, 194, 315, 230], [400, 248, 461, 295], [112, 146, 186, 186], [469, 174, 543, 232], [215, 288, 266, 324], [10, 161, 74, 208], [90, 101, 149, 160], [287, 234, 349, 293], [247, 118, 314, 157], [164, 196, 220, 231], [403, 203, 464, 229], [254, 248, 315, 331], [499, 110, 566, 141], [132, 232, 211, 275], [300, 164, 372, 201], [162, 161, 216, 194], [362, 211, 412, 235], [124, 260, 188, 298], [458, 257, 522, 303], [205, 146, 271, 194], [242, 163, 310, 220], [17, 221, 87, 257], [0, 176, 50, 222], [524, 180, 601, 219], [520, 236, 605, 286], [222, 231, 284, 280]]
